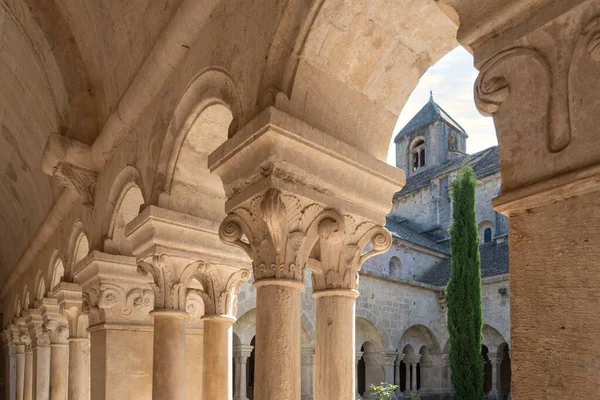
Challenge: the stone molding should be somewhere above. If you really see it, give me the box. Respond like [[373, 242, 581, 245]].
[[403, 355, 422, 365], [363, 351, 398, 367], [396, 353, 405, 364]]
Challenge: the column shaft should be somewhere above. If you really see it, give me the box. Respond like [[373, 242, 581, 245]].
[[394, 362, 400, 386], [254, 281, 302, 400], [24, 351, 32, 400], [16, 349, 24, 400], [68, 339, 90, 400], [238, 362, 248, 400], [33, 345, 50, 400], [355, 352, 362, 399], [7, 346, 17, 400], [202, 316, 234, 400], [50, 344, 68, 400], [314, 291, 357, 400], [405, 363, 410, 392], [411, 363, 417, 392], [151, 310, 187, 400]]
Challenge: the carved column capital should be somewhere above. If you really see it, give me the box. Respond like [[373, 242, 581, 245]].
[[73, 251, 155, 327], [126, 206, 252, 317], [468, 3, 600, 213], [396, 353, 405, 365], [53, 162, 98, 208], [233, 345, 254, 364], [23, 308, 50, 348], [52, 282, 88, 339]]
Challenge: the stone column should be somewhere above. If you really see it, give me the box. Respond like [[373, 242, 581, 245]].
[[3, 328, 18, 400], [355, 351, 363, 399], [53, 283, 90, 400], [24, 308, 51, 400], [403, 355, 420, 394], [301, 344, 315, 400], [212, 108, 402, 400], [447, 0, 600, 398], [488, 352, 503, 399], [411, 363, 417, 393], [73, 251, 155, 400], [125, 206, 251, 400], [382, 352, 397, 386], [395, 354, 404, 389], [24, 347, 32, 400], [41, 299, 70, 400], [233, 345, 253, 400], [15, 345, 24, 400], [404, 361, 411, 394]]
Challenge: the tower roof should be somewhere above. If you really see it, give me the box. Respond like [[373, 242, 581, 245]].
[[394, 94, 467, 143]]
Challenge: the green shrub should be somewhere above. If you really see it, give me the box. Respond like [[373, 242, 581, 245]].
[[369, 382, 398, 400]]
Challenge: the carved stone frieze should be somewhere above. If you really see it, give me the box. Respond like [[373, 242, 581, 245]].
[[83, 283, 154, 326]]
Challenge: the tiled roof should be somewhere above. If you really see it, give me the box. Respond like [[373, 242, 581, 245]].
[[416, 241, 509, 286], [393, 97, 466, 143], [385, 217, 450, 255], [394, 146, 501, 199]]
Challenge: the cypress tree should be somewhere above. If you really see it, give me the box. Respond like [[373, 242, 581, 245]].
[[446, 166, 484, 399]]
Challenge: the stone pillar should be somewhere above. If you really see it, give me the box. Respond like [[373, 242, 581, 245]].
[[395, 354, 404, 388], [212, 108, 402, 400], [233, 345, 253, 400], [404, 361, 410, 394], [301, 344, 315, 400], [3, 328, 18, 400], [41, 299, 70, 400], [446, 0, 600, 398], [488, 352, 503, 399], [411, 363, 417, 393], [73, 251, 155, 400], [125, 206, 251, 400], [382, 352, 397, 386], [15, 345, 24, 400], [24, 348, 32, 400], [355, 351, 363, 399], [403, 355, 420, 394], [24, 309, 51, 400], [53, 283, 90, 400]]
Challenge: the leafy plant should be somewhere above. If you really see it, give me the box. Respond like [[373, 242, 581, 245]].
[[446, 166, 484, 399], [369, 382, 398, 400], [410, 395, 421, 400]]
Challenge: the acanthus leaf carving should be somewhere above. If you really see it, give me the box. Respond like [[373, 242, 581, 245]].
[[53, 162, 98, 208]]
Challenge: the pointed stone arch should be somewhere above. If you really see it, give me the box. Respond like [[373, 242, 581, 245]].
[[67, 220, 90, 278], [49, 249, 65, 293]]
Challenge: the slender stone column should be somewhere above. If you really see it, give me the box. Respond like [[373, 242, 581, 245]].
[[383, 352, 397, 386], [24, 309, 51, 400], [151, 310, 188, 400], [15, 345, 24, 400], [201, 316, 234, 399], [300, 344, 314, 400], [355, 351, 363, 399], [411, 363, 417, 393], [395, 354, 404, 389], [3, 329, 18, 400], [53, 283, 90, 400], [41, 298, 70, 400], [24, 348, 32, 400], [488, 352, 503, 398], [452, 1, 600, 398], [233, 345, 253, 400], [255, 279, 303, 400], [211, 108, 403, 399], [404, 361, 411, 394], [313, 290, 358, 400], [67, 338, 89, 400]]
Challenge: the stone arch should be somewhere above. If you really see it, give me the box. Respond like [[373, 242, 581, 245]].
[[103, 166, 145, 256], [153, 67, 243, 221], [356, 317, 386, 352], [409, 135, 427, 172], [482, 324, 507, 352], [14, 295, 21, 319], [398, 324, 441, 356], [49, 250, 65, 293], [34, 270, 45, 301], [66, 220, 90, 278], [22, 286, 30, 312]]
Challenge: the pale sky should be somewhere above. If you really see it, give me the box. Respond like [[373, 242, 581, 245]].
[[387, 46, 497, 165]]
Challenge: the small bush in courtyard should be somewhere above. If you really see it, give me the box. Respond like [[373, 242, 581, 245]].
[[369, 382, 398, 400]]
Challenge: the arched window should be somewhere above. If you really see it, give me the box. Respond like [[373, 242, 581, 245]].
[[410, 138, 426, 171], [389, 256, 401, 278], [484, 228, 492, 243], [448, 133, 457, 151]]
